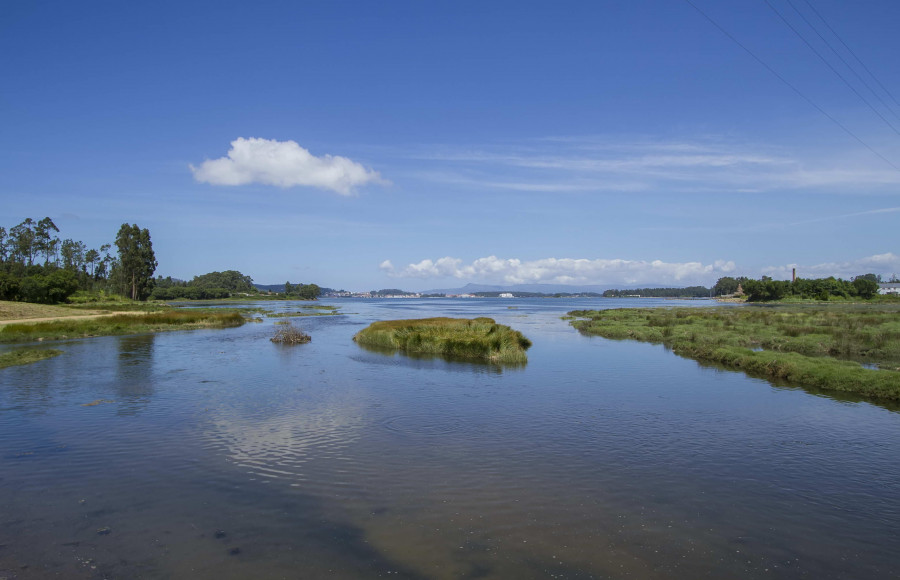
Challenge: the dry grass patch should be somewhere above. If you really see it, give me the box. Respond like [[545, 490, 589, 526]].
[[0, 300, 103, 322]]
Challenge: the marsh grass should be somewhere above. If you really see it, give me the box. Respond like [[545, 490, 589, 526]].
[[271, 321, 311, 344], [264, 305, 340, 318], [0, 310, 247, 343], [569, 305, 900, 400], [354, 317, 531, 364], [0, 347, 63, 369], [65, 302, 171, 312]]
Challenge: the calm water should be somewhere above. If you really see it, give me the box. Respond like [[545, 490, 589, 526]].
[[1, 298, 899, 579]]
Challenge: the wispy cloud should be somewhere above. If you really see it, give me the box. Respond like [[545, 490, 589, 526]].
[[380, 255, 736, 286], [402, 136, 900, 194], [191, 137, 385, 195]]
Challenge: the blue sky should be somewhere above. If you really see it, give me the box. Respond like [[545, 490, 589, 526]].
[[2, 0, 898, 290]]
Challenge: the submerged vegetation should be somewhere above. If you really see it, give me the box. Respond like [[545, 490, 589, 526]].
[[568, 305, 900, 400], [354, 317, 532, 364], [271, 321, 311, 344], [0, 310, 246, 343], [267, 305, 341, 318], [0, 347, 63, 369]]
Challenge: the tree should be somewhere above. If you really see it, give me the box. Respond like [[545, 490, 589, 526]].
[[60, 238, 86, 272], [85, 248, 100, 278], [34, 217, 60, 266], [297, 283, 320, 300], [115, 223, 157, 300], [9, 218, 36, 265], [713, 276, 739, 296], [852, 277, 879, 299]]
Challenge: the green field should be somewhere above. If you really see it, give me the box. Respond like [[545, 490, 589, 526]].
[[354, 317, 532, 364], [568, 305, 900, 400]]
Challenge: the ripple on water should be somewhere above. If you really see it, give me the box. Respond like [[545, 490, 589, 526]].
[[379, 414, 465, 437]]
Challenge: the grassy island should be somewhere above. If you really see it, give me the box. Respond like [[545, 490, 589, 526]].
[[568, 306, 900, 400], [0, 347, 63, 369], [354, 317, 532, 364], [0, 309, 247, 343]]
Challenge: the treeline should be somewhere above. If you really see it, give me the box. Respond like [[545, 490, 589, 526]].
[[741, 275, 882, 302], [0, 217, 155, 303], [283, 281, 320, 300], [150, 273, 321, 300], [150, 270, 257, 300], [603, 286, 711, 298]]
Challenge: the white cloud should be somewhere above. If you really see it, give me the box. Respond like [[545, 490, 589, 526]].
[[763, 253, 900, 280], [191, 137, 384, 195], [381, 255, 737, 286]]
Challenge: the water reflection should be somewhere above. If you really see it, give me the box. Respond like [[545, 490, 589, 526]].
[[113, 334, 156, 414], [354, 342, 523, 374]]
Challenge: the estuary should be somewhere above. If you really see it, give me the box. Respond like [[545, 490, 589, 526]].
[[1, 298, 898, 579]]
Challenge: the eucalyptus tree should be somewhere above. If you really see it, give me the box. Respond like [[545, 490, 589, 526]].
[[35, 217, 60, 266], [0, 226, 7, 262], [60, 238, 86, 272], [9, 218, 36, 265], [115, 224, 157, 300], [84, 248, 100, 278]]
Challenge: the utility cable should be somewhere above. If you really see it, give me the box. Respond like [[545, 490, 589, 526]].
[[682, 0, 900, 172], [800, 0, 900, 113], [786, 0, 900, 124], [764, 0, 900, 136]]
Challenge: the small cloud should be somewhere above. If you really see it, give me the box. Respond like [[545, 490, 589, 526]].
[[190, 137, 384, 195]]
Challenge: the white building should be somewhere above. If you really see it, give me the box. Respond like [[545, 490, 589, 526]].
[[878, 283, 900, 295]]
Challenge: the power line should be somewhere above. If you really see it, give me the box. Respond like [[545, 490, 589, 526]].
[[681, 0, 900, 172], [800, 0, 900, 114], [786, 0, 900, 124], [764, 0, 900, 136]]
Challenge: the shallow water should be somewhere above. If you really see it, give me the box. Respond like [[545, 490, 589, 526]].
[[1, 298, 899, 579]]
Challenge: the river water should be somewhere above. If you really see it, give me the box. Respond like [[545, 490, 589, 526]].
[[1, 298, 898, 579]]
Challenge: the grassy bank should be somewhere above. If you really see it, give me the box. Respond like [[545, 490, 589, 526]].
[[568, 305, 900, 400], [0, 310, 247, 343], [354, 317, 532, 364], [0, 300, 105, 321], [0, 347, 63, 369]]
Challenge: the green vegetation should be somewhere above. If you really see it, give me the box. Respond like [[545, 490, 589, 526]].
[[115, 223, 157, 301], [599, 273, 894, 301], [0, 310, 246, 343], [734, 273, 891, 302], [150, 270, 258, 300], [0, 216, 157, 304], [283, 281, 322, 300], [271, 321, 311, 344], [568, 306, 900, 400], [0, 347, 63, 369], [603, 286, 711, 298], [267, 305, 341, 318], [354, 317, 532, 364]]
